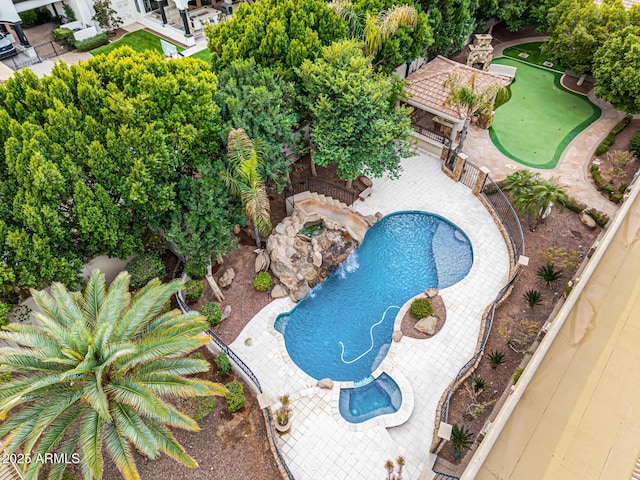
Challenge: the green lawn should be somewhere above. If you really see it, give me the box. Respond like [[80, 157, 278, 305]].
[[91, 30, 184, 57], [490, 57, 601, 169], [190, 49, 211, 63], [502, 42, 564, 73]]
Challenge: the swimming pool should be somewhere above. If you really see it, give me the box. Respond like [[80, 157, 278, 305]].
[[274, 211, 473, 382], [339, 373, 402, 423]]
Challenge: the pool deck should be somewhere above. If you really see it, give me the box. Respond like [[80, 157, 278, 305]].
[[230, 151, 511, 480], [463, 36, 624, 220]]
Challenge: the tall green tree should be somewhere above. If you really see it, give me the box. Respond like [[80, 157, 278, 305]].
[[221, 129, 272, 248], [217, 59, 299, 191], [593, 25, 640, 114], [297, 40, 414, 187], [544, 0, 628, 74], [206, 0, 347, 79], [420, 0, 477, 57], [0, 270, 226, 480]]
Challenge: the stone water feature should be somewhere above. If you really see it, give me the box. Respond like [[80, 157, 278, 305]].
[[266, 209, 380, 302]]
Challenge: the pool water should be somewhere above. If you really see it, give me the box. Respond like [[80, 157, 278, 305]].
[[274, 212, 473, 382], [339, 373, 402, 423]]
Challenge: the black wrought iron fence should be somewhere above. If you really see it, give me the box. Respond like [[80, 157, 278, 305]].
[[3, 41, 71, 70], [285, 177, 356, 207], [171, 257, 295, 480], [481, 176, 525, 261], [458, 161, 481, 189]]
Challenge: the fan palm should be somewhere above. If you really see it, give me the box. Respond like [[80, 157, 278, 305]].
[[0, 270, 226, 480], [330, 0, 418, 56], [221, 128, 272, 248]]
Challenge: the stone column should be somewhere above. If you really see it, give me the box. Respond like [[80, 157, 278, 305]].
[[472, 166, 490, 195]]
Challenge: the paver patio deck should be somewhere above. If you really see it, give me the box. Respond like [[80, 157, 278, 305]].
[[230, 151, 510, 479]]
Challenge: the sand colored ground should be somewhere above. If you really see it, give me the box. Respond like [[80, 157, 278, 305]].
[[463, 183, 640, 480]]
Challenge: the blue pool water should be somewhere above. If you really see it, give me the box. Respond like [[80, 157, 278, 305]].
[[339, 373, 402, 423], [274, 211, 473, 382]]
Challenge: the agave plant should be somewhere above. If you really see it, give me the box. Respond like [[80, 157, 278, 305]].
[[451, 424, 473, 455], [0, 270, 226, 480], [537, 264, 563, 288], [470, 374, 486, 393], [487, 349, 506, 369], [523, 289, 543, 307]]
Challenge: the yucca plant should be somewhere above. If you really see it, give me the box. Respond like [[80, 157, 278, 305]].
[[537, 264, 563, 288], [451, 424, 473, 456], [470, 374, 486, 393], [0, 270, 227, 480], [487, 349, 506, 369], [523, 289, 543, 307]]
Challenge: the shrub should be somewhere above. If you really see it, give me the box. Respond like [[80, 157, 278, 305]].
[[63, 4, 77, 22], [215, 350, 231, 375], [523, 289, 543, 307], [487, 350, 506, 368], [609, 150, 635, 178], [253, 271, 272, 291], [200, 302, 222, 327], [74, 33, 109, 52], [53, 27, 74, 45], [142, 229, 166, 255], [19, 10, 38, 27], [584, 208, 609, 227], [470, 374, 486, 392], [0, 302, 11, 328], [595, 142, 610, 156], [451, 424, 473, 454], [409, 297, 433, 319], [566, 197, 587, 214], [126, 253, 165, 290], [225, 380, 245, 413], [185, 260, 207, 280], [539, 246, 583, 271], [189, 396, 216, 421], [513, 367, 524, 384], [595, 116, 632, 155], [536, 264, 562, 288], [631, 132, 640, 156], [184, 280, 203, 302]]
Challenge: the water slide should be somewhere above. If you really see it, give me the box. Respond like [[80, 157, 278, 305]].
[[463, 183, 640, 480]]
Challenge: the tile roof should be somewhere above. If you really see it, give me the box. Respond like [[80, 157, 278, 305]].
[[405, 56, 512, 120]]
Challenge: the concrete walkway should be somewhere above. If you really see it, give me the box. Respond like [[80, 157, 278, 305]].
[[463, 36, 623, 219]]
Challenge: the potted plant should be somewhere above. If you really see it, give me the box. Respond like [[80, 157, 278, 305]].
[[274, 394, 292, 433]]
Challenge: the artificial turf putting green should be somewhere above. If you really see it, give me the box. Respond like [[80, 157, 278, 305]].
[[90, 30, 184, 57], [489, 57, 601, 169], [502, 42, 564, 73]]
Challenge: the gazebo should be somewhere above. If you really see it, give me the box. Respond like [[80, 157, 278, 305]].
[[404, 56, 512, 160]]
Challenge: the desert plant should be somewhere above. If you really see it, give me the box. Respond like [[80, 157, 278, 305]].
[[499, 317, 540, 353], [513, 367, 524, 384], [126, 252, 165, 290], [215, 350, 231, 375], [608, 150, 636, 178], [409, 297, 433, 319], [537, 264, 563, 288], [539, 246, 583, 271], [523, 289, 543, 307], [275, 394, 292, 426], [384, 456, 405, 480], [185, 279, 204, 302], [470, 374, 486, 392], [451, 424, 473, 455], [253, 271, 272, 291], [225, 380, 245, 412], [487, 349, 506, 369], [631, 132, 640, 157], [200, 302, 223, 327]]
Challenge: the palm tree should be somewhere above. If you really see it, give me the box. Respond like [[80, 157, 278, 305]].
[[443, 72, 505, 120], [221, 128, 272, 248], [0, 270, 226, 480], [330, 0, 418, 56]]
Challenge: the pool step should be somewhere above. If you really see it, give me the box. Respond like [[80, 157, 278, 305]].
[[353, 376, 375, 387]]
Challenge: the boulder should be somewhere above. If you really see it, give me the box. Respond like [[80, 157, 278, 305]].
[[290, 282, 310, 302], [275, 223, 287, 235], [233, 224, 241, 235], [218, 268, 235, 288], [221, 305, 232, 320], [254, 250, 270, 273], [425, 288, 439, 298], [392, 330, 403, 342], [415, 316, 438, 335], [285, 225, 297, 238], [271, 284, 288, 299], [317, 378, 334, 389], [312, 251, 323, 267], [580, 212, 597, 229]]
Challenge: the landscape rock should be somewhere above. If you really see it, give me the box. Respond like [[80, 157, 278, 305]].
[[317, 378, 334, 389], [270, 284, 288, 299], [415, 316, 438, 335], [221, 305, 232, 320], [392, 330, 403, 342], [425, 288, 439, 298], [580, 212, 597, 229], [218, 268, 235, 288], [254, 250, 270, 273], [312, 251, 323, 267], [233, 224, 241, 235], [290, 282, 310, 302]]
